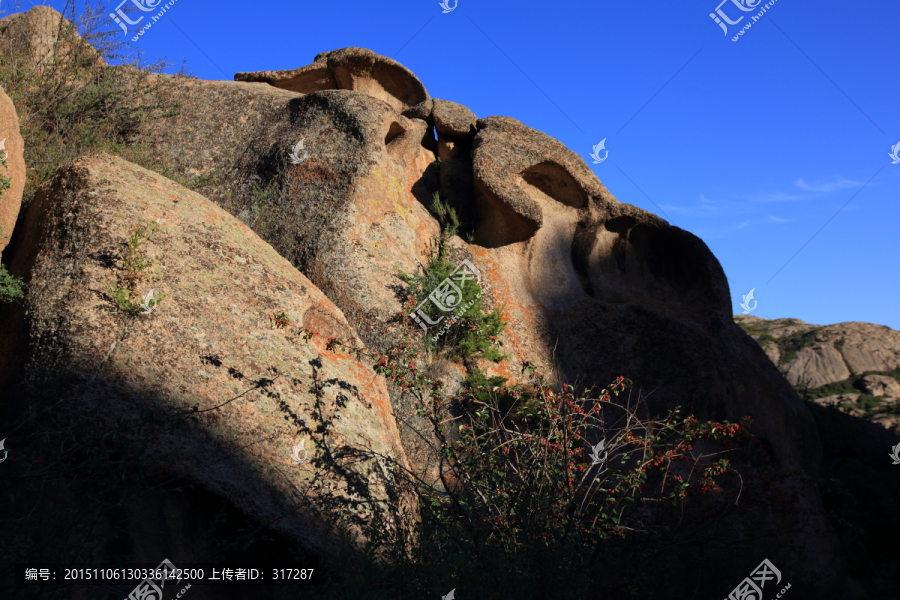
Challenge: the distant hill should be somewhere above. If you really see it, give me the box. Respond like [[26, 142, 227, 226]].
[[736, 315, 900, 432]]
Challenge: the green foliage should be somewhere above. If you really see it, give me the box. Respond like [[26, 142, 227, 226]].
[[248, 177, 281, 210], [396, 244, 506, 362], [314, 331, 760, 599], [795, 379, 858, 402], [186, 169, 219, 191], [795, 369, 900, 406], [0, 0, 189, 208], [855, 394, 883, 412], [124, 221, 158, 278], [267, 311, 291, 329], [428, 191, 459, 238], [776, 329, 820, 364], [462, 368, 541, 425], [0, 152, 26, 302], [0, 151, 10, 197], [0, 262, 25, 303], [429, 369, 751, 562], [103, 222, 163, 314], [105, 281, 163, 314], [735, 319, 821, 364]]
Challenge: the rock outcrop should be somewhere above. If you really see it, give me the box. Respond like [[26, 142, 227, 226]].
[[236, 47, 428, 111], [0, 6, 105, 74], [0, 86, 24, 257], [114, 47, 857, 594], [737, 316, 900, 434], [737, 316, 900, 387], [860, 373, 900, 397], [0, 32, 872, 595], [0, 154, 415, 556], [137, 71, 445, 486]]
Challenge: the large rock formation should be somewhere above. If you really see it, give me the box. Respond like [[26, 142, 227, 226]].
[[0, 154, 415, 558], [737, 315, 900, 432], [0, 5, 105, 74], [0, 22, 875, 594], [736, 316, 900, 386], [236, 47, 428, 111], [112, 48, 861, 595], [0, 86, 24, 257], [135, 71, 446, 487]]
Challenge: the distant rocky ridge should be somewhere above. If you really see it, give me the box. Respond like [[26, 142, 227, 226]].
[[736, 315, 900, 432]]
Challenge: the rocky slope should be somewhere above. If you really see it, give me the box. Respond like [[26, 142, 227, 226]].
[[0, 6, 890, 598], [138, 49, 852, 595], [736, 315, 900, 432], [0, 154, 415, 562]]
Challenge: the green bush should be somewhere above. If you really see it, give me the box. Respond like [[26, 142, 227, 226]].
[[0, 152, 25, 303], [776, 329, 820, 364], [795, 379, 858, 402], [396, 196, 506, 362], [0, 0, 189, 208], [103, 221, 164, 314], [311, 327, 759, 599], [0, 262, 25, 303]]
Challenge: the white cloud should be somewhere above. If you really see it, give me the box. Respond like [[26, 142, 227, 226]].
[[794, 177, 862, 193], [746, 190, 809, 202]]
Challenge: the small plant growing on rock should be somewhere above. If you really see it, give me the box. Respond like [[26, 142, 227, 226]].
[[0, 259, 26, 303], [105, 221, 163, 314], [106, 284, 164, 314], [123, 221, 159, 280], [267, 311, 291, 329], [428, 191, 460, 239], [396, 197, 505, 362]]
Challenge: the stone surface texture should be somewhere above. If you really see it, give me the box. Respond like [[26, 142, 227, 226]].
[[235, 47, 428, 111], [0, 154, 415, 556], [0, 31, 882, 594], [0, 86, 24, 257]]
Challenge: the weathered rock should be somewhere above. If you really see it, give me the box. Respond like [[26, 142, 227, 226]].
[[459, 114, 847, 593], [431, 98, 477, 139], [813, 394, 900, 432], [0, 86, 24, 257], [760, 339, 781, 365], [859, 374, 900, 397], [139, 77, 439, 319], [402, 98, 477, 141], [472, 116, 610, 246], [870, 414, 900, 433], [137, 75, 446, 485], [813, 394, 859, 408], [0, 154, 416, 556], [783, 345, 852, 388], [235, 47, 428, 111], [402, 98, 433, 121], [736, 316, 900, 389], [0, 6, 105, 73], [838, 322, 900, 373], [100, 53, 850, 594]]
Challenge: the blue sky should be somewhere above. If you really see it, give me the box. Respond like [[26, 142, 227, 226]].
[[24, 0, 900, 329]]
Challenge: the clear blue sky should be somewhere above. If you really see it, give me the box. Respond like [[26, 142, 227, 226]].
[[27, 0, 900, 329]]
